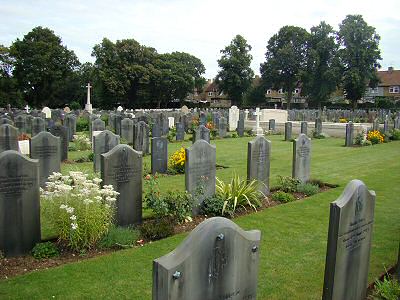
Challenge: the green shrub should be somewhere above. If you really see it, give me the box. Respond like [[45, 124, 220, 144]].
[[139, 219, 174, 241], [76, 117, 89, 132], [296, 183, 320, 196], [272, 191, 295, 203], [277, 175, 301, 193], [354, 132, 365, 145], [200, 195, 227, 217], [167, 127, 176, 142], [373, 274, 400, 300], [98, 226, 140, 249], [390, 129, 400, 140], [144, 175, 193, 223], [41, 172, 118, 251], [216, 173, 262, 215], [231, 132, 239, 138], [69, 101, 81, 110], [69, 144, 77, 152], [73, 134, 91, 151], [32, 242, 59, 259], [100, 114, 108, 126]]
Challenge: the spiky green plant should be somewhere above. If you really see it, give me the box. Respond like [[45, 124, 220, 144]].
[[216, 173, 263, 215]]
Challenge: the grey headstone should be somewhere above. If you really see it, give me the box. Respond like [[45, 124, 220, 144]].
[[30, 132, 61, 187], [185, 140, 216, 214], [194, 125, 210, 144], [383, 119, 389, 133], [0, 118, 14, 126], [64, 114, 77, 141], [300, 121, 308, 135], [0, 150, 40, 256], [15, 115, 27, 134], [114, 114, 122, 135], [237, 112, 244, 137], [269, 119, 276, 131], [31, 117, 46, 137], [394, 117, 400, 129], [153, 217, 261, 300], [92, 118, 106, 134], [176, 122, 185, 141], [101, 144, 142, 226], [133, 121, 150, 154], [322, 180, 375, 300], [345, 122, 354, 147], [292, 134, 311, 183], [93, 130, 120, 172], [218, 117, 227, 138], [315, 118, 322, 135], [121, 118, 134, 144], [151, 137, 168, 174], [247, 136, 271, 195], [49, 124, 68, 161], [372, 118, 379, 131], [152, 122, 161, 138], [285, 122, 292, 141], [0, 124, 19, 153], [199, 112, 206, 126]]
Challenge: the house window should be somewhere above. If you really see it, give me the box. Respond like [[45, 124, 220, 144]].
[[278, 89, 284, 94], [389, 86, 399, 93], [208, 92, 213, 96], [266, 89, 272, 94], [294, 88, 300, 94]]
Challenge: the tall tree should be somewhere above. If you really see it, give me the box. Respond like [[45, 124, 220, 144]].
[[216, 35, 254, 106], [337, 15, 381, 109], [0, 45, 22, 107], [260, 26, 309, 109], [302, 22, 341, 108], [10, 26, 80, 107]]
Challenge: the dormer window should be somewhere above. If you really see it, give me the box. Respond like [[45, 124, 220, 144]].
[[266, 89, 272, 95], [208, 92, 213, 96], [294, 88, 300, 94], [389, 86, 399, 93], [278, 89, 284, 94]]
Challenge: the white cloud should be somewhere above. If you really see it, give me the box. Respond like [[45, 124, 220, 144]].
[[0, 0, 399, 78]]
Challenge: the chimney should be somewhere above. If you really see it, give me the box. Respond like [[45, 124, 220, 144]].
[[388, 66, 393, 72]]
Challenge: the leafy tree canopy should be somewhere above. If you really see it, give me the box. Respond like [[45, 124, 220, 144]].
[[216, 35, 254, 106], [337, 15, 381, 109], [260, 26, 309, 109]]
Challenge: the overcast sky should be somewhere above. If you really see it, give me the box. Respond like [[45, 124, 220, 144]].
[[1, 0, 399, 79]]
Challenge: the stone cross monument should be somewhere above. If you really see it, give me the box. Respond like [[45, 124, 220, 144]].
[[85, 83, 93, 114], [253, 107, 263, 136]]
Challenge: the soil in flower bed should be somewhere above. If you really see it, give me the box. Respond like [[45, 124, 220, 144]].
[[0, 182, 336, 280]]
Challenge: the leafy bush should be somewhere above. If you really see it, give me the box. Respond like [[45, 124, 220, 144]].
[[41, 172, 118, 251], [272, 191, 295, 203], [32, 242, 59, 259], [76, 117, 89, 132], [69, 101, 81, 110], [139, 219, 174, 241], [98, 226, 140, 249], [339, 118, 347, 123], [144, 174, 193, 223], [231, 132, 239, 138], [312, 131, 325, 139], [354, 131, 366, 145], [367, 130, 384, 144], [390, 129, 400, 140], [277, 175, 301, 193], [166, 127, 176, 142], [296, 183, 320, 196], [216, 174, 262, 215], [100, 114, 108, 126], [168, 147, 185, 174], [373, 274, 400, 300], [200, 195, 227, 217], [73, 134, 91, 151], [74, 152, 94, 163], [17, 133, 30, 141]]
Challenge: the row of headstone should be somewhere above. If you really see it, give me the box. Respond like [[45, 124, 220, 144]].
[[152, 179, 376, 300]]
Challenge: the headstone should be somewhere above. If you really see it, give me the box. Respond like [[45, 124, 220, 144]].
[[372, 118, 379, 131], [49, 125, 68, 161], [285, 122, 292, 141], [247, 136, 271, 195], [300, 121, 308, 135], [64, 114, 77, 142], [31, 117, 46, 137], [92, 118, 106, 136], [322, 180, 375, 300], [116, 106, 123, 112], [15, 115, 27, 134], [253, 108, 263, 136], [181, 105, 189, 114], [383, 118, 389, 133], [133, 121, 150, 154], [42, 107, 51, 119], [394, 117, 400, 129], [25, 115, 33, 135], [0, 150, 40, 256], [63, 106, 71, 113], [168, 117, 174, 129], [30, 132, 61, 186], [114, 114, 122, 136], [194, 125, 210, 144], [151, 137, 168, 174], [101, 144, 142, 226], [237, 112, 244, 137], [0, 124, 19, 153], [218, 116, 227, 138], [176, 122, 185, 141], [268, 119, 276, 131], [292, 134, 311, 183], [152, 121, 161, 138], [345, 122, 354, 147], [185, 140, 216, 214], [121, 118, 134, 144], [153, 217, 261, 300], [93, 130, 120, 172], [199, 112, 207, 126], [228, 105, 239, 131], [315, 118, 322, 136], [0, 118, 13, 126]]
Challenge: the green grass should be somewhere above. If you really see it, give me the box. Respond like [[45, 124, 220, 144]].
[[5, 135, 398, 299]]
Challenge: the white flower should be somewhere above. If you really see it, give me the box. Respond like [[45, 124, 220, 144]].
[[60, 204, 67, 210], [66, 207, 74, 214], [70, 215, 77, 221], [71, 223, 78, 230]]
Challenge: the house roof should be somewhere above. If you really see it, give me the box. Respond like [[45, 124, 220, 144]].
[[378, 69, 400, 86], [204, 81, 219, 92]]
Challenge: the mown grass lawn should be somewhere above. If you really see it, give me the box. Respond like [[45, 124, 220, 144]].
[[1, 135, 399, 299]]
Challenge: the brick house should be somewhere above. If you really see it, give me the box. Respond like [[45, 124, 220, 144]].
[[364, 67, 400, 103]]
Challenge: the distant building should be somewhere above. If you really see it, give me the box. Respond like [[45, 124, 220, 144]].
[[185, 79, 231, 108], [363, 67, 400, 103]]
